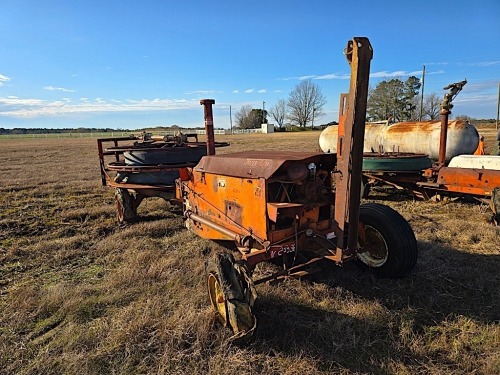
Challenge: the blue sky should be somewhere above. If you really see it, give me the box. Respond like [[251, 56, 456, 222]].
[[1, 0, 499, 129]]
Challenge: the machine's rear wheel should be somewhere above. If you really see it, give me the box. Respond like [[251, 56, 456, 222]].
[[357, 203, 417, 278], [206, 252, 257, 341], [115, 188, 137, 223]]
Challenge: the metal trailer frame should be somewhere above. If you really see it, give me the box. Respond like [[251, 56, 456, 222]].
[[97, 101, 228, 223], [358, 81, 500, 206]]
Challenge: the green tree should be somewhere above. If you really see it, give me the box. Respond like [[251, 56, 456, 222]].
[[235, 105, 266, 129], [287, 79, 326, 128], [367, 76, 421, 121], [253, 108, 267, 125], [403, 76, 421, 120]]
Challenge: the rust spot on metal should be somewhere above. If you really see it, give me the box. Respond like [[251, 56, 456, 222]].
[[384, 120, 469, 134], [195, 151, 336, 179]]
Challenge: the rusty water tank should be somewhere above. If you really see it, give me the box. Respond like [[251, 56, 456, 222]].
[[319, 120, 479, 162]]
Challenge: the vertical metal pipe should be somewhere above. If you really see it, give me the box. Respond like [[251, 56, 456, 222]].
[[200, 99, 216, 155], [438, 108, 449, 165], [437, 80, 467, 166], [97, 139, 107, 186]]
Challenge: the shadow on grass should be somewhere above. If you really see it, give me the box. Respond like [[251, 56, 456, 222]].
[[316, 240, 499, 324], [246, 240, 499, 372], [251, 297, 419, 373]]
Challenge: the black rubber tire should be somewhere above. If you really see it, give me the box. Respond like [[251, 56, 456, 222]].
[[357, 203, 418, 278], [206, 252, 256, 339], [115, 188, 137, 223]]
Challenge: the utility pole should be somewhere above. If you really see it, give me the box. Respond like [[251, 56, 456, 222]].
[[230, 105, 233, 134], [419, 65, 426, 121], [262, 101, 265, 124], [496, 81, 499, 130]]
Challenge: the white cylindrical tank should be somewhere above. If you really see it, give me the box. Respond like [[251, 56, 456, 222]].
[[319, 120, 479, 162], [448, 155, 500, 171]]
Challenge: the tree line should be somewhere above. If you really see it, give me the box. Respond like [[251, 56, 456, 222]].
[[235, 79, 327, 130], [367, 76, 443, 122], [0, 125, 201, 135], [235, 75, 464, 130], [0, 127, 118, 135]]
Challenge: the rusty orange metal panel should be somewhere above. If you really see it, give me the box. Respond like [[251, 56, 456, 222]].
[[337, 93, 348, 139], [266, 202, 304, 222], [185, 171, 268, 241], [437, 167, 500, 196], [195, 151, 335, 179]]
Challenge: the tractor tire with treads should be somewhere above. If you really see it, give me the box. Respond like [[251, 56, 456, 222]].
[[115, 188, 137, 224], [357, 203, 418, 278], [206, 252, 257, 341]]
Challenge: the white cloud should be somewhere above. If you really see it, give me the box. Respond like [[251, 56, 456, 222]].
[[424, 62, 448, 66], [257, 89, 267, 93], [315, 73, 350, 80], [455, 93, 497, 103], [0, 96, 200, 118], [427, 69, 445, 75], [279, 68, 436, 81], [370, 70, 425, 78], [474, 61, 500, 67], [278, 75, 317, 81], [244, 89, 254, 93], [44, 86, 75, 93], [297, 75, 316, 80], [232, 90, 239, 93], [0, 73, 11, 86], [0, 97, 45, 106], [459, 61, 500, 67], [463, 81, 498, 93], [185, 90, 216, 95]]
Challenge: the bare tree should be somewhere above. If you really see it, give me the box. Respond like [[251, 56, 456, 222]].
[[269, 99, 287, 128], [423, 93, 441, 120], [287, 79, 326, 128]]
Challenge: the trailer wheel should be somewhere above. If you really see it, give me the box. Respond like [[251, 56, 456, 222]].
[[206, 252, 256, 341], [357, 203, 417, 278], [115, 188, 137, 223]]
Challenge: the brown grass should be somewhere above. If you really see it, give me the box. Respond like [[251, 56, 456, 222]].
[[0, 133, 499, 374]]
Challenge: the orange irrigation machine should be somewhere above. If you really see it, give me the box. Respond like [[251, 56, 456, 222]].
[[174, 38, 417, 340]]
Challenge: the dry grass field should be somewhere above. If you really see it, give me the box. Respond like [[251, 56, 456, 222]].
[[1, 131, 499, 374]]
